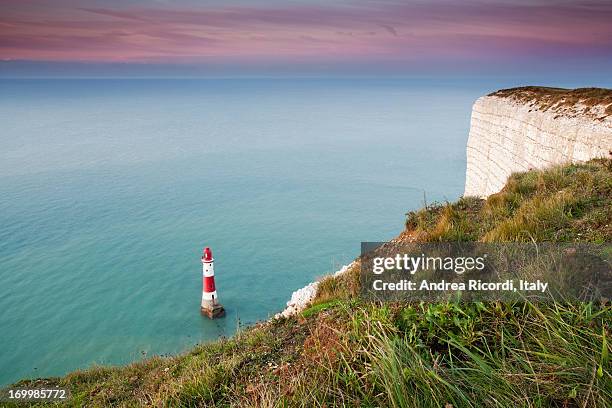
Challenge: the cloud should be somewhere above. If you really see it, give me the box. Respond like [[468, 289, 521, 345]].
[[0, 0, 610, 64], [378, 24, 397, 37], [78, 8, 152, 23]]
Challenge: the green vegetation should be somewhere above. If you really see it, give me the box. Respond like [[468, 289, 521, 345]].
[[5, 160, 611, 407], [490, 86, 612, 117], [411, 158, 611, 243]]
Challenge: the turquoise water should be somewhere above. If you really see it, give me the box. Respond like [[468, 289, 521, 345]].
[[0, 79, 477, 385]]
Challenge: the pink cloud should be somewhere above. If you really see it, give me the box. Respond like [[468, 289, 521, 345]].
[[0, 1, 610, 63]]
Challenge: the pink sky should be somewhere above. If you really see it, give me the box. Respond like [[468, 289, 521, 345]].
[[1, 0, 611, 74]]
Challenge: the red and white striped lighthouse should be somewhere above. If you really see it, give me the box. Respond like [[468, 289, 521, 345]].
[[201, 247, 225, 319]]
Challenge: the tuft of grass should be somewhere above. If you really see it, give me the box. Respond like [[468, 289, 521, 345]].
[[426, 198, 484, 242], [315, 262, 361, 302], [483, 190, 576, 242], [301, 300, 343, 318]]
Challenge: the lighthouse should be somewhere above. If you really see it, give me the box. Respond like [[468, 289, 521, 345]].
[[201, 247, 225, 319]]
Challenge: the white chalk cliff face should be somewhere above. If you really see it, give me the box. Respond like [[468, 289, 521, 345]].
[[464, 95, 612, 197]]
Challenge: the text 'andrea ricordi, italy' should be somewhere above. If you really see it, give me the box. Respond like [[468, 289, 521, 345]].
[[360, 242, 611, 302]]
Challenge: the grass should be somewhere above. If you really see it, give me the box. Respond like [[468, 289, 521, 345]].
[[368, 301, 610, 407], [3, 159, 611, 407], [403, 159, 611, 244], [489, 86, 612, 117]]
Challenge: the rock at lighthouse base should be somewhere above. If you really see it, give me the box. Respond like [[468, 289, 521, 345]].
[[201, 304, 225, 319]]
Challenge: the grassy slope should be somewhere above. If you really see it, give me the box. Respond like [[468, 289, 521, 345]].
[[6, 159, 612, 407]]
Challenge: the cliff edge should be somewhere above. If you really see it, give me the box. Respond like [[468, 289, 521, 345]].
[[465, 87, 612, 197]]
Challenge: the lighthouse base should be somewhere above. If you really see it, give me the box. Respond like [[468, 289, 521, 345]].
[[201, 304, 225, 319]]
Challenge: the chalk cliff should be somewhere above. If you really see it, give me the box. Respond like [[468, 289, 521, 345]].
[[464, 87, 612, 197]]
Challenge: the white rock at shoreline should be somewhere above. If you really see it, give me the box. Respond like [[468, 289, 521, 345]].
[[274, 263, 353, 319]]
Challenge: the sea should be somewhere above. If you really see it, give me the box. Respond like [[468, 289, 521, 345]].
[[0, 77, 575, 385]]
